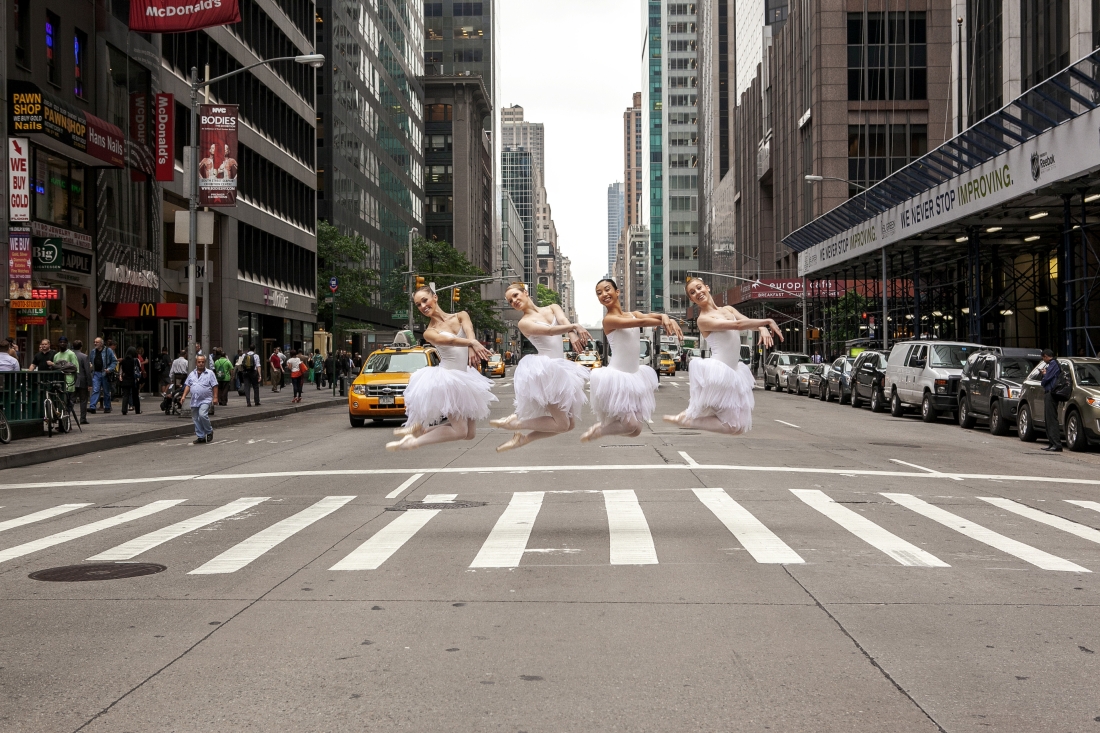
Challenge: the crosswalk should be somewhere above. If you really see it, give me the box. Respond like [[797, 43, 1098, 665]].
[[1, 490, 1098, 576]]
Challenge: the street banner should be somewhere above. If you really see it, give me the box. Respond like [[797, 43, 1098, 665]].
[[8, 137, 30, 222], [128, 0, 240, 33], [155, 94, 175, 181], [8, 230, 32, 300], [198, 104, 239, 207], [33, 238, 63, 271]]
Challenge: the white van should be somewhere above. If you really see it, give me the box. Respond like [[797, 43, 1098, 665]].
[[884, 340, 989, 422]]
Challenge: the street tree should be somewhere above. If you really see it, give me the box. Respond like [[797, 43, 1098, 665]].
[[316, 220, 378, 344]]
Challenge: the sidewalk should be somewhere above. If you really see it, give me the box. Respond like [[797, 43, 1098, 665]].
[[0, 383, 345, 471]]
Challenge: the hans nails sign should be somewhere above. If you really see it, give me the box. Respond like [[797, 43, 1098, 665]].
[[8, 138, 30, 222]]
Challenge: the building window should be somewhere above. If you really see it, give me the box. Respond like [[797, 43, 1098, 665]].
[[426, 134, 453, 152], [46, 11, 61, 87], [669, 132, 695, 146], [428, 196, 453, 213], [453, 49, 483, 62], [33, 150, 87, 230], [848, 11, 926, 101], [668, 22, 695, 33], [1021, 0, 1069, 89], [668, 94, 697, 107], [670, 196, 697, 211], [427, 165, 453, 183], [668, 3, 695, 15], [237, 222, 316, 296], [669, 58, 696, 70], [452, 2, 482, 15], [73, 29, 87, 98], [426, 104, 453, 122], [15, 0, 31, 69], [669, 76, 696, 88], [668, 40, 695, 52], [848, 122, 927, 196], [967, 0, 1003, 121], [424, 2, 443, 16]]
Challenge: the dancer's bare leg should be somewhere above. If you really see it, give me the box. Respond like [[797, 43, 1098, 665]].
[[580, 417, 641, 443], [387, 418, 476, 450], [497, 409, 573, 452], [663, 412, 744, 435]]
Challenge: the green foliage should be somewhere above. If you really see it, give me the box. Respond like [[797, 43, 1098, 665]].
[[826, 290, 873, 345], [536, 284, 560, 306], [383, 237, 505, 337], [316, 220, 377, 324]]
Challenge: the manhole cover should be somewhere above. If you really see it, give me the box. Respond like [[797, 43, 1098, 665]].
[[386, 500, 487, 512], [29, 563, 167, 582], [869, 442, 922, 449]]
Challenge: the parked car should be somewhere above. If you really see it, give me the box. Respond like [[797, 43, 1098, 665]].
[[957, 351, 1041, 434], [763, 352, 811, 391], [1016, 357, 1100, 451], [785, 363, 817, 395], [808, 363, 830, 400], [849, 350, 889, 411], [824, 356, 856, 403], [884, 340, 985, 422]]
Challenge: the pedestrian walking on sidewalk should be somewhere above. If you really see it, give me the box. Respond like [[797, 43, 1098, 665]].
[[119, 347, 142, 415], [72, 340, 92, 423], [287, 350, 305, 402], [270, 348, 284, 392], [181, 355, 219, 445], [30, 339, 56, 372], [53, 338, 79, 417], [214, 349, 234, 408], [170, 350, 189, 388], [155, 347, 172, 393], [238, 346, 261, 407], [1040, 349, 1065, 452], [0, 340, 19, 372], [88, 338, 117, 413], [313, 349, 325, 389]]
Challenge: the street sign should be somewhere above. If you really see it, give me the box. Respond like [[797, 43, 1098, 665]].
[[329, 276, 338, 292], [392, 310, 408, 319]]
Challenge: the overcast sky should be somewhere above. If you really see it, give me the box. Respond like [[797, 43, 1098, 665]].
[[498, 0, 641, 326]]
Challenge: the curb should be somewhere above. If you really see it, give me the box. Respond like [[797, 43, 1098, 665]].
[[0, 398, 345, 471]]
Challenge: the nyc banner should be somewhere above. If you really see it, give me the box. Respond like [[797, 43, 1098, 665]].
[[129, 0, 240, 33], [198, 104, 238, 207]]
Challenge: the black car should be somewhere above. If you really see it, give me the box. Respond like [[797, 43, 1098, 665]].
[[850, 350, 889, 412], [807, 363, 830, 399], [824, 356, 856, 403], [957, 351, 1041, 435]]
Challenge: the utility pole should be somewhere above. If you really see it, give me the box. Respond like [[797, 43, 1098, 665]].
[[407, 227, 418, 333], [201, 65, 210, 358], [187, 66, 199, 368]]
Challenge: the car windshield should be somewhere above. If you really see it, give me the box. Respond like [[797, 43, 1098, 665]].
[[930, 345, 975, 368], [779, 355, 811, 366], [361, 352, 428, 374], [999, 358, 1039, 380], [1075, 363, 1100, 386], [489, 355, 502, 364], [578, 354, 598, 363]]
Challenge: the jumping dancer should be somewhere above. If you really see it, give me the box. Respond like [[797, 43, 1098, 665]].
[[580, 278, 684, 443], [663, 276, 783, 434], [491, 284, 593, 452], [386, 286, 497, 451]]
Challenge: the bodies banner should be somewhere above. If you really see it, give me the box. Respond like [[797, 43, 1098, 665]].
[[198, 104, 239, 207], [129, 0, 240, 33], [8, 229, 32, 300]]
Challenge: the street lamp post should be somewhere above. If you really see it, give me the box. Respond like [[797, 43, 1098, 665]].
[[407, 227, 418, 333], [186, 53, 325, 368]]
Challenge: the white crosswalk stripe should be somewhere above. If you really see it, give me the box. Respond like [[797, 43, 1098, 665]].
[[0, 501, 185, 564], [792, 489, 948, 567], [604, 490, 658, 565], [1066, 499, 1100, 514], [88, 498, 269, 562], [693, 488, 804, 564], [0, 504, 93, 534], [189, 496, 355, 574], [331, 509, 440, 570], [470, 491, 544, 568], [883, 493, 1090, 573], [978, 497, 1100, 545]]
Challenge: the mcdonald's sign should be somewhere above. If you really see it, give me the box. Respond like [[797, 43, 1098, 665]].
[[139, 302, 157, 317]]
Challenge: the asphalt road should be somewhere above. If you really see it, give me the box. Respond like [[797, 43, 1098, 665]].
[[2, 372, 1099, 732]]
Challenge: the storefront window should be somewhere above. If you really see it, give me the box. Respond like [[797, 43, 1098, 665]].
[[34, 151, 87, 230]]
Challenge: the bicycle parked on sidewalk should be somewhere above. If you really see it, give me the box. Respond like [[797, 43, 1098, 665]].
[[42, 381, 81, 437], [0, 411, 10, 444]]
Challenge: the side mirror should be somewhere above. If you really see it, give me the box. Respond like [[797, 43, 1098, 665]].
[[914, 359, 926, 369], [978, 370, 990, 379]]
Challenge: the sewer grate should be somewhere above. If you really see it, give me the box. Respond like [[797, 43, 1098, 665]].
[[29, 563, 167, 582], [386, 500, 487, 512]]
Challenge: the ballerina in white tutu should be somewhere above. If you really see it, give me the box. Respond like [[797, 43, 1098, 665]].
[[491, 283, 593, 452], [580, 278, 684, 443], [663, 276, 783, 435], [386, 286, 497, 451]]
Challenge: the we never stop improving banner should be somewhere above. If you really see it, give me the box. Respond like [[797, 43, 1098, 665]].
[[129, 0, 240, 33]]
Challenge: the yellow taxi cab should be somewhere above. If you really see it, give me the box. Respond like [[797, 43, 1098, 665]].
[[575, 351, 602, 370], [348, 337, 438, 427], [487, 353, 506, 378], [658, 351, 676, 376]]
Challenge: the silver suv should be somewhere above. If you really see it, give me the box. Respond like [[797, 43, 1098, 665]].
[[884, 340, 986, 421], [763, 352, 811, 391]]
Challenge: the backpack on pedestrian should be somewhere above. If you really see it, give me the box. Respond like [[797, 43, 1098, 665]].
[[241, 352, 256, 372], [1053, 368, 1072, 401]]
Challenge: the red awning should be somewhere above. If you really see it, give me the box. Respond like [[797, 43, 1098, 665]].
[[84, 114, 126, 168], [102, 302, 198, 319]]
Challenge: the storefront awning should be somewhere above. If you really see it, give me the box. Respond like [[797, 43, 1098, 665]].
[[8, 80, 125, 168], [102, 302, 198, 319]]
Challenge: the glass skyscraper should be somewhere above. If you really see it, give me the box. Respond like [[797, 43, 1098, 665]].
[[501, 148, 534, 284]]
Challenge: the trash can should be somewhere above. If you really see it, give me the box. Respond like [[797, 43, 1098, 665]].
[[339, 376, 347, 396]]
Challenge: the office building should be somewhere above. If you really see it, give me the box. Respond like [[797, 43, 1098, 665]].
[[536, 239, 556, 291], [423, 0, 495, 117], [607, 182, 624, 276], [623, 92, 644, 230], [559, 254, 577, 323], [501, 105, 543, 178], [624, 225, 651, 312], [501, 147, 535, 283], [316, 0, 424, 337]]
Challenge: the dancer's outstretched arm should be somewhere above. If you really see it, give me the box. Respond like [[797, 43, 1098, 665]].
[[699, 312, 784, 344], [603, 312, 684, 340], [725, 306, 778, 347]]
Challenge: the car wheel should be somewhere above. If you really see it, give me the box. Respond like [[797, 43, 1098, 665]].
[[1066, 410, 1089, 452], [890, 391, 904, 417], [921, 393, 938, 422], [958, 395, 976, 429], [349, 415, 365, 428], [1017, 403, 1037, 442], [870, 386, 885, 413], [764, 377, 772, 391], [819, 384, 829, 402], [851, 387, 863, 408], [841, 387, 850, 405], [989, 402, 1009, 436]]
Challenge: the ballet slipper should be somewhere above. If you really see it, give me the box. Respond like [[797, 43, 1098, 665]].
[[393, 423, 424, 438], [489, 414, 520, 429], [579, 423, 601, 443], [662, 413, 689, 427], [496, 432, 530, 453], [385, 435, 418, 452]]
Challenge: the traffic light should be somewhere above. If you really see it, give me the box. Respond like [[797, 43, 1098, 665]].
[[415, 275, 425, 290], [453, 287, 460, 303]]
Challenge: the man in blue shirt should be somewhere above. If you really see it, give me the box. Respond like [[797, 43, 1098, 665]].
[[1040, 349, 1063, 452], [181, 355, 220, 444]]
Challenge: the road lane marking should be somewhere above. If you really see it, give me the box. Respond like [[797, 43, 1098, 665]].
[[189, 496, 355, 575], [604, 490, 658, 565], [774, 420, 801, 429], [88, 498, 269, 561], [678, 451, 699, 467], [0, 504, 93, 534], [0, 501, 186, 564], [1066, 500, 1100, 513], [883, 493, 1090, 572], [423, 494, 457, 503], [668, 382, 680, 387], [330, 510, 440, 570], [791, 489, 948, 567], [890, 458, 963, 481], [978, 497, 1100, 545], [693, 488, 803, 564], [469, 492, 544, 568], [386, 473, 424, 499]]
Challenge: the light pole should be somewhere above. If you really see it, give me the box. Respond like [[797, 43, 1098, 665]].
[[406, 227, 418, 333], [187, 53, 325, 368]]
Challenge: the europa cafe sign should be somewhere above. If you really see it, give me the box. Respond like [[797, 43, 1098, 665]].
[[129, 0, 240, 32]]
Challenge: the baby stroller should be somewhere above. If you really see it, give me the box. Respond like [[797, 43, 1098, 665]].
[[161, 383, 185, 416]]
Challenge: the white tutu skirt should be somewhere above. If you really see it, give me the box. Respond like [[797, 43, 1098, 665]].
[[684, 358, 755, 432], [513, 355, 590, 420], [403, 366, 498, 426], [589, 365, 659, 424]]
